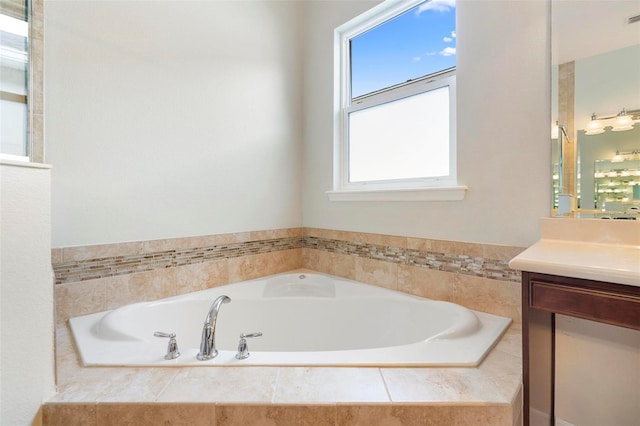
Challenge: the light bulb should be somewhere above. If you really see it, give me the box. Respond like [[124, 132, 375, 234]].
[[611, 151, 625, 163], [612, 109, 634, 131]]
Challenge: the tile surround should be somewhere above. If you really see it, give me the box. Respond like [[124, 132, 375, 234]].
[[52, 228, 522, 285], [48, 229, 524, 424], [44, 323, 523, 426], [52, 228, 525, 325], [53, 237, 303, 284]]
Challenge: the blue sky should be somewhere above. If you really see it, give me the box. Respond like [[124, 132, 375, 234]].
[[351, 0, 456, 98]]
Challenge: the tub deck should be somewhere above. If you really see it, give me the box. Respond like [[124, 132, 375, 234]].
[[43, 322, 522, 425]]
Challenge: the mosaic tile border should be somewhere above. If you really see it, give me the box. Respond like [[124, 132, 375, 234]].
[[303, 237, 520, 282], [52, 237, 303, 284], [53, 235, 520, 284]]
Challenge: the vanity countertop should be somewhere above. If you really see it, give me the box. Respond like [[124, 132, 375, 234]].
[[509, 218, 640, 287]]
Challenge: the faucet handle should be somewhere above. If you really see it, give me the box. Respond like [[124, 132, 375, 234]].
[[235, 332, 262, 360], [154, 331, 180, 360], [240, 332, 263, 339]]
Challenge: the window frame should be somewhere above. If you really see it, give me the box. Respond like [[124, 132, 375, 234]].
[[329, 0, 466, 202], [0, 0, 43, 164]]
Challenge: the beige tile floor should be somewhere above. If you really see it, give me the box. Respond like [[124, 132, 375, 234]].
[[44, 323, 523, 425]]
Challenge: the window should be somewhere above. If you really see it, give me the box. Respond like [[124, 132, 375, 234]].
[[330, 0, 466, 201], [0, 1, 29, 162]]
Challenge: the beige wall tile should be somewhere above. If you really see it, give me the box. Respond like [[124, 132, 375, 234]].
[[482, 244, 526, 262], [431, 239, 484, 257], [50, 367, 178, 403], [175, 259, 229, 294], [406, 237, 434, 251], [305, 228, 407, 248], [143, 236, 209, 253], [451, 274, 521, 321], [381, 367, 510, 404], [157, 367, 278, 403], [407, 237, 485, 257], [217, 405, 336, 426], [337, 405, 512, 426], [31, 112, 45, 163], [397, 265, 456, 302], [476, 346, 523, 403], [346, 231, 407, 248], [228, 249, 303, 283], [355, 257, 398, 291], [96, 369, 180, 403], [30, 39, 45, 115], [512, 386, 524, 426], [56, 324, 83, 383], [54, 228, 519, 336], [62, 242, 144, 262], [31, 0, 45, 39], [96, 404, 216, 426], [51, 248, 63, 264], [141, 228, 300, 253], [55, 279, 107, 325], [303, 249, 356, 280], [492, 324, 522, 359], [42, 404, 96, 426], [303, 227, 346, 240], [397, 266, 521, 322], [274, 367, 389, 403], [106, 268, 177, 310], [249, 228, 303, 241]]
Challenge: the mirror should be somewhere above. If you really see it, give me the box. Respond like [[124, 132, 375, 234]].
[[551, 0, 640, 219]]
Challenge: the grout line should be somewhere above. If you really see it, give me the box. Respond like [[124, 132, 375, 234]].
[[271, 367, 282, 404], [377, 368, 394, 403], [154, 368, 181, 403]]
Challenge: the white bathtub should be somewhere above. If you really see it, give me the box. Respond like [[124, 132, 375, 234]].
[[69, 272, 511, 367]]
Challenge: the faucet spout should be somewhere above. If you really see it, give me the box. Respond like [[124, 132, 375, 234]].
[[197, 295, 231, 360]]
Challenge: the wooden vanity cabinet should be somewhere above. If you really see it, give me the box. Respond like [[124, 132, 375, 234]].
[[521, 271, 640, 426]]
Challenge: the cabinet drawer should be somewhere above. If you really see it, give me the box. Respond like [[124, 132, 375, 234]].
[[530, 281, 640, 330]]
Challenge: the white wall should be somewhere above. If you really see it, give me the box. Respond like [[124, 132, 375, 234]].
[[574, 44, 640, 131], [0, 162, 56, 426], [45, 0, 303, 247], [301, 0, 550, 247], [47, 0, 551, 249]]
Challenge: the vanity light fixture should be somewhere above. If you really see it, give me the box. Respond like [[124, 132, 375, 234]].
[[585, 108, 639, 135], [611, 149, 640, 163], [584, 113, 605, 135], [612, 108, 634, 132], [611, 150, 625, 163]]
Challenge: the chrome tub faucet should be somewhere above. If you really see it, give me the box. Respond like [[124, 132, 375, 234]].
[[197, 295, 231, 360]]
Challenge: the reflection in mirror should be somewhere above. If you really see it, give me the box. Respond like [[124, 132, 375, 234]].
[[0, 0, 29, 161], [551, 0, 640, 219]]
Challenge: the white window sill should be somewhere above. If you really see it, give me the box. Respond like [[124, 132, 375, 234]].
[[0, 157, 51, 169], [326, 185, 467, 202]]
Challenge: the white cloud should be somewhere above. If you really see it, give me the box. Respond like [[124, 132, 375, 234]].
[[412, 56, 422, 62], [439, 47, 456, 57], [451, 30, 457, 38], [417, 0, 456, 14], [443, 36, 453, 42], [426, 51, 437, 56]]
